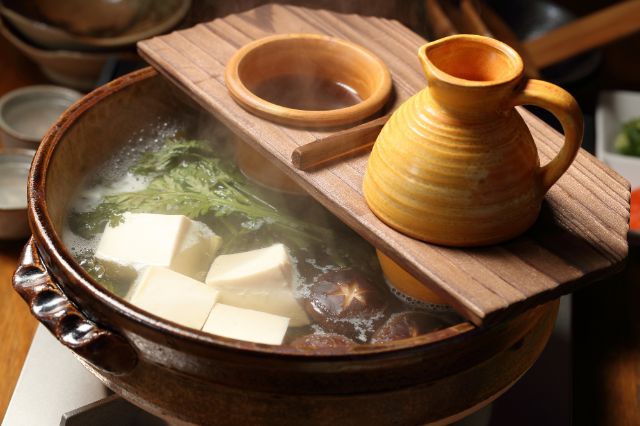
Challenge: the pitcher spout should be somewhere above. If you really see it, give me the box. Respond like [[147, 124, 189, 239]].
[[419, 35, 524, 117]]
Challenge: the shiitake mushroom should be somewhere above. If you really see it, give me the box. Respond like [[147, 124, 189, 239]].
[[371, 311, 458, 343], [290, 333, 354, 352], [303, 269, 389, 342]]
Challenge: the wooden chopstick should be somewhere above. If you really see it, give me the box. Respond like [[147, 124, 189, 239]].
[[291, 114, 390, 171], [425, 0, 541, 78], [524, 0, 640, 68], [425, 0, 458, 38], [476, 1, 542, 78], [458, 0, 492, 37]]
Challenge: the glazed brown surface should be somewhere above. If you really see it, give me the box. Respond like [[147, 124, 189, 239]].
[[21, 67, 557, 424]]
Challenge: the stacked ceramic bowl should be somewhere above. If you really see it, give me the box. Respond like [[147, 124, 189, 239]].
[[0, 84, 82, 239], [0, 0, 191, 90]]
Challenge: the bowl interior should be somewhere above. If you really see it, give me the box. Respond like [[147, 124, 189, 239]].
[[424, 37, 519, 84], [238, 37, 376, 110], [35, 69, 472, 355], [226, 35, 392, 127]]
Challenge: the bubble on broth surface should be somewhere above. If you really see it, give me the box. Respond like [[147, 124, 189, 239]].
[[63, 224, 98, 256], [93, 121, 180, 184], [290, 254, 309, 299], [336, 311, 387, 343], [303, 257, 341, 275], [72, 172, 150, 215]]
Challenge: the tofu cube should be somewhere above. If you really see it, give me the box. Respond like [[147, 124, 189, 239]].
[[202, 303, 289, 345], [205, 243, 292, 289], [205, 243, 309, 326], [95, 213, 222, 281], [127, 266, 219, 330], [218, 288, 310, 327]]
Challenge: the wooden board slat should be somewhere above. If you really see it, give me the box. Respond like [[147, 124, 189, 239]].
[[137, 4, 630, 325]]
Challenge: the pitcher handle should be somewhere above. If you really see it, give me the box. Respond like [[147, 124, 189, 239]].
[[13, 237, 138, 375], [510, 79, 583, 194]]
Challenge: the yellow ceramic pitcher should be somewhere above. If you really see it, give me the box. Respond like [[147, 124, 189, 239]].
[[364, 34, 583, 247]]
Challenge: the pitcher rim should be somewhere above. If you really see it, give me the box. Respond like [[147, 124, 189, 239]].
[[419, 34, 524, 88]]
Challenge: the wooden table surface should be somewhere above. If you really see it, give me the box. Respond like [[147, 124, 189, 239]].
[[0, 2, 639, 424], [0, 31, 43, 421]]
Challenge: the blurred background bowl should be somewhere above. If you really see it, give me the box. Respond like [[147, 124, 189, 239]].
[[0, 84, 81, 149], [0, 18, 137, 90], [0, 0, 191, 51], [0, 147, 35, 240]]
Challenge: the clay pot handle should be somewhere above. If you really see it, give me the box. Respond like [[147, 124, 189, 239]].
[[13, 238, 137, 375], [510, 79, 584, 194]]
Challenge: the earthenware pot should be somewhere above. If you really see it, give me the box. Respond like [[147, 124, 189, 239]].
[[14, 68, 558, 425], [364, 34, 583, 246], [225, 33, 392, 128]]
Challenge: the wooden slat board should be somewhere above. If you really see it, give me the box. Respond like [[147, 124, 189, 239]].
[[137, 4, 630, 325]]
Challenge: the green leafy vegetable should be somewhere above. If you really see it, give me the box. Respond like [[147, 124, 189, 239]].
[[69, 139, 332, 254], [615, 118, 640, 157]]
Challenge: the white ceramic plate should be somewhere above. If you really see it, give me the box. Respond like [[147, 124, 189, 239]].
[[596, 90, 640, 243]]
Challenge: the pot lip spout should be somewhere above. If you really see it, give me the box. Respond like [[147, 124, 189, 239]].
[[419, 34, 524, 89]]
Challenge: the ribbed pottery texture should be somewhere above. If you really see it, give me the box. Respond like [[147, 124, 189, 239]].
[[364, 34, 582, 247], [364, 88, 541, 246]]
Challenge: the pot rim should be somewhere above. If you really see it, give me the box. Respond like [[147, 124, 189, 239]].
[[29, 66, 486, 358]]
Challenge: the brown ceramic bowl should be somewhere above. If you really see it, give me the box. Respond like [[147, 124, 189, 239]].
[[0, 0, 191, 51], [14, 68, 558, 425], [225, 34, 393, 128], [0, 18, 136, 91]]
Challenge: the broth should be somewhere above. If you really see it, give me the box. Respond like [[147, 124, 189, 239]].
[[251, 75, 362, 111], [64, 126, 460, 347]]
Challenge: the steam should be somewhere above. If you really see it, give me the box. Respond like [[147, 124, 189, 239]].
[[251, 75, 361, 111]]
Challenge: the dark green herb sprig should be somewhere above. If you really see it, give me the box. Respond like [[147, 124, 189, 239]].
[[69, 139, 332, 254]]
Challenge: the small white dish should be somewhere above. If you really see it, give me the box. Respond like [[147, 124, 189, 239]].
[[0, 147, 35, 240], [596, 90, 640, 243], [596, 90, 640, 188], [0, 85, 82, 149]]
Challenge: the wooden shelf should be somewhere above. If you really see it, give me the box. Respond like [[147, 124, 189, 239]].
[[138, 4, 629, 325]]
